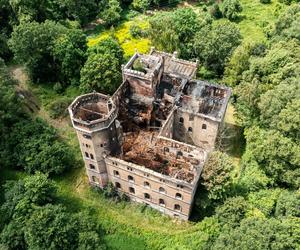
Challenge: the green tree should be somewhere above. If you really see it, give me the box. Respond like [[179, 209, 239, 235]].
[[0, 60, 23, 167], [248, 189, 282, 217], [88, 37, 124, 63], [0, 173, 56, 249], [216, 196, 249, 228], [23, 173, 57, 205], [245, 126, 300, 188], [221, 0, 243, 21], [8, 118, 74, 175], [213, 217, 300, 250], [9, 20, 87, 85], [24, 204, 78, 250], [55, 0, 98, 25], [100, 0, 122, 26], [200, 151, 234, 201], [0, 219, 27, 250], [75, 211, 106, 249], [79, 232, 104, 250], [277, 99, 300, 141], [275, 191, 300, 217], [132, 0, 150, 12], [193, 20, 241, 75], [271, 4, 300, 41], [210, 4, 223, 19], [258, 80, 299, 129], [8, 0, 50, 22], [80, 44, 123, 93], [239, 150, 272, 192], [223, 42, 253, 87], [149, 8, 208, 57], [52, 28, 87, 86]]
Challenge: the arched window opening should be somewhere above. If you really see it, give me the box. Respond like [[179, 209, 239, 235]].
[[175, 193, 182, 200], [115, 182, 121, 189], [159, 199, 165, 207], [188, 127, 193, 132], [89, 164, 95, 170], [202, 124, 207, 129], [113, 170, 119, 177], [177, 151, 183, 158], [174, 204, 181, 211], [179, 117, 184, 123], [129, 187, 135, 194], [90, 154, 94, 160], [144, 181, 150, 188], [128, 175, 134, 183], [159, 187, 166, 194], [144, 193, 151, 200]]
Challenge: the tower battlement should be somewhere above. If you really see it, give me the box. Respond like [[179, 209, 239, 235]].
[[69, 92, 118, 132]]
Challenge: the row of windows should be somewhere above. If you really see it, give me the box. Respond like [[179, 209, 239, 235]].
[[115, 182, 182, 211], [83, 143, 107, 149], [178, 117, 207, 130], [113, 172, 183, 199], [82, 143, 91, 148], [163, 148, 184, 159], [85, 152, 94, 160], [122, 166, 165, 183]]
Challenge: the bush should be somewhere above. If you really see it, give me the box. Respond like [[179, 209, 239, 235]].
[[200, 151, 234, 201], [53, 82, 63, 93], [278, 0, 292, 4], [216, 196, 249, 228], [48, 97, 72, 119], [260, 0, 271, 3], [222, 0, 243, 21], [132, 0, 150, 12], [99, 0, 122, 27], [210, 4, 223, 19], [129, 24, 143, 38], [8, 118, 74, 175]]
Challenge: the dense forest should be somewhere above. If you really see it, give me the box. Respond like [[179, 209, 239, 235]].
[[0, 0, 299, 249]]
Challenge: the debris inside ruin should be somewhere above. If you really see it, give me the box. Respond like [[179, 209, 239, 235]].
[[121, 130, 195, 183], [181, 81, 229, 120]]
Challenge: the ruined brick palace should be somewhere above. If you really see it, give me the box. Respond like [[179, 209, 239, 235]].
[[69, 48, 231, 220]]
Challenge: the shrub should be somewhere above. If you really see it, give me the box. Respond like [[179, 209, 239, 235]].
[[260, 0, 271, 3], [222, 0, 243, 21], [210, 4, 223, 19], [53, 82, 63, 93], [200, 151, 234, 201], [129, 24, 143, 38], [216, 196, 249, 228], [48, 97, 72, 119], [132, 0, 150, 12], [278, 0, 292, 4]]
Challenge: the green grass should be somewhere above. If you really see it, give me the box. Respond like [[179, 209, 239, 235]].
[[237, 0, 287, 42]]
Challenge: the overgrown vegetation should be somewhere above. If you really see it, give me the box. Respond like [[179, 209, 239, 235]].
[[1, 0, 299, 249]]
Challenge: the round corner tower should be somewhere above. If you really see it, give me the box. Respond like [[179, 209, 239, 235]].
[[69, 92, 122, 188]]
